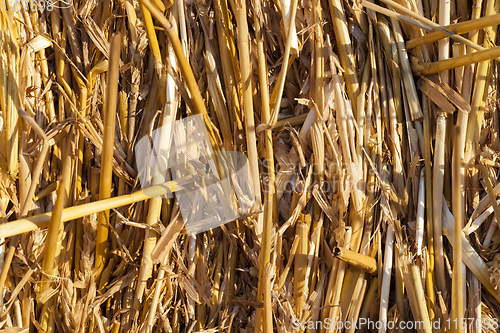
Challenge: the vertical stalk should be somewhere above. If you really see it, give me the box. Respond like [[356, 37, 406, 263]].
[[409, 265, 434, 333], [134, 8, 181, 320], [395, 245, 405, 332], [422, 95, 435, 320], [138, 0, 166, 105], [331, 67, 364, 252], [39, 132, 74, 332], [95, 33, 121, 276], [464, 0, 499, 209], [437, 5, 451, 295], [196, 240, 206, 330], [141, 0, 220, 153], [311, 0, 325, 239], [451, 121, 465, 333], [379, 225, 394, 333], [208, 246, 223, 328], [294, 215, 309, 319], [234, 0, 261, 209], [438, 0, 451, 85], [461, 0, 483, 105], [268, 0, 298, 126], [384, 67, 404, 196], [390, 16, 423, 120], [35, 13, 56, 122], [325, 228, 351, 333], [214, 0, 242, 133], [254, 0, 276, 330], [263, 263, 273, 332], [433, 113, 447, 295], [416, 168, 425, 256], [0, 110, 50, 296], [328, 0, 359, 108], [358, 278, 378, 330]]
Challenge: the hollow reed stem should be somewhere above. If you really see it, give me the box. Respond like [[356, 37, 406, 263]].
[[95, 33, 121, 277]]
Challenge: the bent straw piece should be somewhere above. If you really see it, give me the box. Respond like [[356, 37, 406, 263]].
[[363, 1, 433, 31], [266, 0, 298, 128], [470, 181, 500, 222], [465, 0, 499, 217], [139, 0, 218, 149], [464, 200, 499, 235], [374, 0, 499, 59], [0, 176, 193, 239], [277, 236, 300, 290], [138, 0, 166, 105], [333, 247, 377, 274], [413, 46, 500, 75], [39, 134, 74, 332], [0, 111, 50, 302], [484, 217, 497, 247], [478, 162, 500, 230], [442, 202, 500, 303], [419, 75, 471, 113], [406, 13, 500, 49], [16, 110, 50, 216]]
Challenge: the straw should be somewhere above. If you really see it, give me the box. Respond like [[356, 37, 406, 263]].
[[94, 32, 121, 278], [371, 0, 500, 59], [139, 0, 219, 150], [265, 0, 298, 129], [333, 247, 377, 274], [39, 131, 74, 331], [413, 46, 500, 75], [433, 113, 447, 295], [0, 176, 193, 239], [406, 13, 500, 48], [1, 0, 500, 331], [328, 0, 359, 108], [232, 0, 261, 211], [254, 0, 276, 329]]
